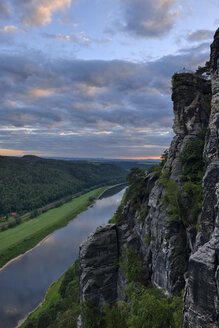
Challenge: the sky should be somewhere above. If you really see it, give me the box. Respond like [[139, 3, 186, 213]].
[[0, 0, 218, 159]]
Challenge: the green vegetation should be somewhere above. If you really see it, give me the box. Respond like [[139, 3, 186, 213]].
[[0, 187, 107, 268], [147, 149, 168, 178], [171, 72, 207, 88], [80, 256, 183, 328], [111, 156, 167, 225], [109, 190, 127, 224], [126, 168, 149, 210], [161, 132, 206, 226], [20, 157, 185, 328], [110, 168, 151, 225], [20, 260, 80, 328], [90, 159, 160, 172], [144, 234, 151, 243], [76, 247, 183, 328], [26, 257, 183, 328], [0, 155, 126, 217], [123, 283, 183, 328], [119, 248, 146, 284], [196, 61, 210, 77]]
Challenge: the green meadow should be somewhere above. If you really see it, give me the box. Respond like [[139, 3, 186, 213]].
[[0, 187, 107, 269]]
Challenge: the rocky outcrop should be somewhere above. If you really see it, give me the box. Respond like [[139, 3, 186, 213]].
[[79, 224, 119, 306], [117, 72, 211, 296], [183, 28, 219, 328], [79, 70, 211, 305], [79, 28, 219, 328], [172, 73, 211, 137]]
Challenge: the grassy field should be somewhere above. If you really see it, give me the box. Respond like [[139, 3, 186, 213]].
[[0, 186, 108, 269]]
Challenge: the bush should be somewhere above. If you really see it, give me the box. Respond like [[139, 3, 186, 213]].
[[30, 209, 39, 219], [100, 302, 129, 328], [80, 299, 100, 328], [126, 284, 172, 328], [161, 132, 206, 227], [120, 248, 146, 284]]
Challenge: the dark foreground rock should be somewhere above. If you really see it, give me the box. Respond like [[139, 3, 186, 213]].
[[79, 224, 119, 306]]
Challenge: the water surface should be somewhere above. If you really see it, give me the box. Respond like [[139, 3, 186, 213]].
[[0, 185, 125, 328]]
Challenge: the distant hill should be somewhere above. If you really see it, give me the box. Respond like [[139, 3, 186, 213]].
[[22, 155, 40, 160], [43, 157, 161, 171], [87, 159, 160, 171], [0, 156, 127, 216]]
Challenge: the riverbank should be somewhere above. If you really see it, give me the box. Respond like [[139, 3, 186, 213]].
[[0, 186, 109, 270], [19, 186, 127, 328], [19, 261, 79, 328]]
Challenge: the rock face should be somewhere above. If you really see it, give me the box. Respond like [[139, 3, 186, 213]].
[[78, 28, 219, 328], [79, 224, 119, 306], [183, 28, 219, 328]]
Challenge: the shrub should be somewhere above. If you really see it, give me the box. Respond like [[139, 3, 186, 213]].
[[80, 299, 100, 328], [161, 132, 206, 227], [120, 248, 146, 284], [144, 234, 151, 243], [100, 302, 128, 328], [124, 283, 183, 328]]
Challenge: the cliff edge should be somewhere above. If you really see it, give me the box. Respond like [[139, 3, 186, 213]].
[[78, 28, 219, 328]]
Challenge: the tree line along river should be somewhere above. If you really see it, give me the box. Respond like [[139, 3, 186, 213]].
[[0, 185, 126, 328]]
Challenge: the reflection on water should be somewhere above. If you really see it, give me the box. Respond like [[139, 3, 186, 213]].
[[99, 184, 127, 199], [0, 187, 126, 328]]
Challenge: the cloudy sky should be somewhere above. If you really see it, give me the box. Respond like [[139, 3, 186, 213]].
[[0, 0, 218, 159]]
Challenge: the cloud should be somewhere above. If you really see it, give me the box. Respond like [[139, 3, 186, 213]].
[[42, 32, 112, 46], [120, 0, 181, 38], [13, 0, 72, 27], [0, 24, 23, 44], [0, 1, 12, 18], [27, 88, 54, 98], [0, 42, 210, 158], [2, 25, 19, 33], [186, 30, 214, 42]]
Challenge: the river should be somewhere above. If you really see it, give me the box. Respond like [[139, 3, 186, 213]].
[[0, 185, 126, 328]]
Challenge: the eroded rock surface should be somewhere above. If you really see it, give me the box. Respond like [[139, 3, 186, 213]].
[[183, 28, 219, 328], [79, 28, 219, 328], [79, 224, 119, 306]]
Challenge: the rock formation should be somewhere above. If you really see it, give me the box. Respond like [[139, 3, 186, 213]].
[[183, 28, 219, 328], [78, 28, 219, 328], [79, 224, 119, 306]]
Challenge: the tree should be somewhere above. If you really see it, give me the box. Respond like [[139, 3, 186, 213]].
[[196, 61, 210, 77]]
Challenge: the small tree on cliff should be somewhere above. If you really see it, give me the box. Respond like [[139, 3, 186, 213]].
[[196, 61, 210, 77]]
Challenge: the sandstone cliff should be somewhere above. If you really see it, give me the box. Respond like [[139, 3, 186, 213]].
[[183, 28, 219, 328], [78, 29, 219, 328]]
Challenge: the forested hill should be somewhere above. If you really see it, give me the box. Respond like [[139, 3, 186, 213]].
[[0, 155, 127, 216]]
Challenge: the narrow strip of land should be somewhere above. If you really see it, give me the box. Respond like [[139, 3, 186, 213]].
[[0, 186, 108, 269], [19, 262, 77, 328]]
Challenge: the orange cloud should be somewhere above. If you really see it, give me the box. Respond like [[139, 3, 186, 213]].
[[2, 25, 19, 33], [22, 0, 72, 26], [0, 148, 44, 157], [27, 88, 54, 98], [0, 148, 26, 156]]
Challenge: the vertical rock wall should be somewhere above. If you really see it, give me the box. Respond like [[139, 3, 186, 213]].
[[78, 28, 219, 328], [115, 73, 211, 296], [79, 71, 211, 307], [183, 28, 219, 328], [79, 224, 119, 306]]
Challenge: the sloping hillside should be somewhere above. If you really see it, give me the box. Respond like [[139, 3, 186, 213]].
[[0, 156, 127, 216]]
